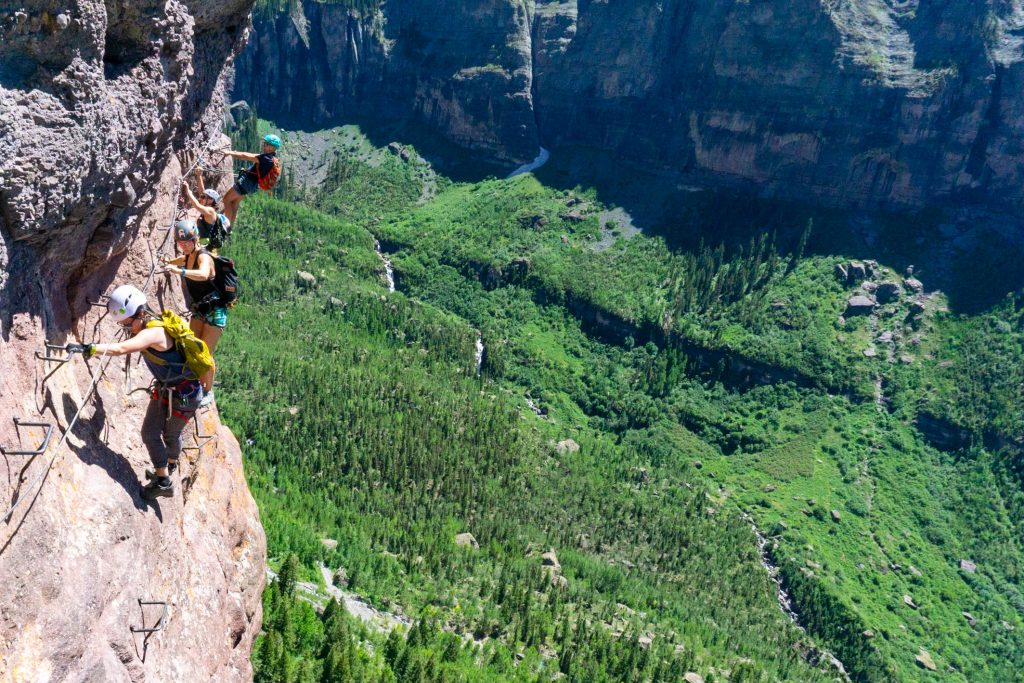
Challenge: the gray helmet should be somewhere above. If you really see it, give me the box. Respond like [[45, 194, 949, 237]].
[[174, 219, 199, 241], [202, 188, 222, 205]]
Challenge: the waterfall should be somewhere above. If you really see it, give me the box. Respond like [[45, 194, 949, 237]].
[[474, 333, 484, 375], [374, 239, 396, 293], [745, 515, 803, 627]]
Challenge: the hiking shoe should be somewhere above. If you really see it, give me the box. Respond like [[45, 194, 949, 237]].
[[141, 477, 174, 500], [199, 391, 214, 408], [145, 461, 177, 480]]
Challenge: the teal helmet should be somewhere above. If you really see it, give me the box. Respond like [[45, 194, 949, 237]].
[[263, 134, 282, 148]]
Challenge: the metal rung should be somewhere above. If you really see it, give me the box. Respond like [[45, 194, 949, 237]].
[[1, 419, 54, 456], [35, 342, 74, 364], [89, 294, 111, 308], [130, 599, 168, 634]]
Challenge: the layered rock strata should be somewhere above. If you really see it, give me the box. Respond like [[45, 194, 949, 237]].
[[0, 1, 265, 680]]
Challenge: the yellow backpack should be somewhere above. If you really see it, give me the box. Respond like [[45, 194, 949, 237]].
[[144, 310, 215, 379]]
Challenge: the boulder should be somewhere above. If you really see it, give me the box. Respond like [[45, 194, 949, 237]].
[[863, 347, 877, 358], [455, 532, 479, 550], [863, 629, 875, 638], [541, 550, 561, 571], [876, 281, 902, 303], [900, 354, 915, 364], [559, 210, 586, 223], [959, 559, 977, 573], [904, 277, 924, 293], [684, 674, 704, 683], [963, 612, 977, 626], [556, 439, 580, 454], [1002, 620, 1015, 631], [848, 261, 867, 281], [877, 330, 893, 343], [861, 281, 878, 294], [916, 649, 937, 671], [831, 510, 842, 522], [835, 263, 849, 281], [296, 270, 317, 289], [552, 574, 569, 590], [333, 568, 349, 588], [903, 594, 918, 609], [321, 538, 338, 551], [638, 635, 653, 649], [909, 565, 922, 577], [387, 142, 402, 155], [846, 295, 877, 315]]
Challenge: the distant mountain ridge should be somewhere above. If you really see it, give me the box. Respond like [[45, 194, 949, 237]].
[[235, 0, 1024, 219]]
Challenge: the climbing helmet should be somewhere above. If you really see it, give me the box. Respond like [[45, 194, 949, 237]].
[[107, 284, 147, 323], [174, 220, 199, 241]]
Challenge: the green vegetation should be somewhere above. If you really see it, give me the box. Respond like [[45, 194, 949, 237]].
[[217, 123, 1024, 682]]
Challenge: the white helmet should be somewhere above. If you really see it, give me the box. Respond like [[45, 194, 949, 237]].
[[107, 284, 147, 322]]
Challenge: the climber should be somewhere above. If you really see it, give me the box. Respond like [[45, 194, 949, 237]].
[[181, 167, 231, 253], [160, 220, 222, 399], [220, 133, 282, 224], [80, 284, 206, 500]]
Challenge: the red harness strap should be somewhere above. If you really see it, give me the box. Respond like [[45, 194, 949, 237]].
[[150, 382, 198, 420]]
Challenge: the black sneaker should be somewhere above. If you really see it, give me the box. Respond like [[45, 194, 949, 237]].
[[144, 461, 177, 480], [141, 477, 174, 500]]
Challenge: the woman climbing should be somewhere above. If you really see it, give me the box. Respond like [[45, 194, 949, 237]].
[[220, 133, 282, 224], [160, 220, 223, 402], [181, 167, 231, 253], [80, 285, 208, 500]]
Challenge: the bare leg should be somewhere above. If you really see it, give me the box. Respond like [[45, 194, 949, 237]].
[[190, 317, 223, 390], [223, 187, 242, 224], [201, 324, 223, 390]]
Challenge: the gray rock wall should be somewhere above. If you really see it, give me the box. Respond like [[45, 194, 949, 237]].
[[236, 0, 1024, 218], [234, 0, 538, 162]]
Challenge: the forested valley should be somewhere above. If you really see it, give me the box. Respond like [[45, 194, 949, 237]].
[[217, 116, 1024, 683]]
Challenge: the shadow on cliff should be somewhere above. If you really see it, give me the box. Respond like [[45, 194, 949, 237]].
[[65, 394, 157, 519], [531, 146, 1024, 315]]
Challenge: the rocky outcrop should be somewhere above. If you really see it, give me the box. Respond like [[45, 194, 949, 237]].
[[0, 1, 264, 680], [237, 0, 1024, 219]]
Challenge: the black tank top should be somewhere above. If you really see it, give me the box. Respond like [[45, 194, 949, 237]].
[[185, 250, 217, 303]]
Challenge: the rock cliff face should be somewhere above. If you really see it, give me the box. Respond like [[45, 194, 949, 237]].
[[235, 0, 537, 163], [0, 1, 265, 680], [236, 0, 1024, 217]]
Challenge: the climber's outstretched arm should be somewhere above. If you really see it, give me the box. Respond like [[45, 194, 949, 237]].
[[89, 327, 165, 357]]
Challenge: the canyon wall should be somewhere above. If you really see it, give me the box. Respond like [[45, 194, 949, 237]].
[[236, 0, 1024, 217], [0, 1, 265, 680], [235, 0, 538, 163]]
